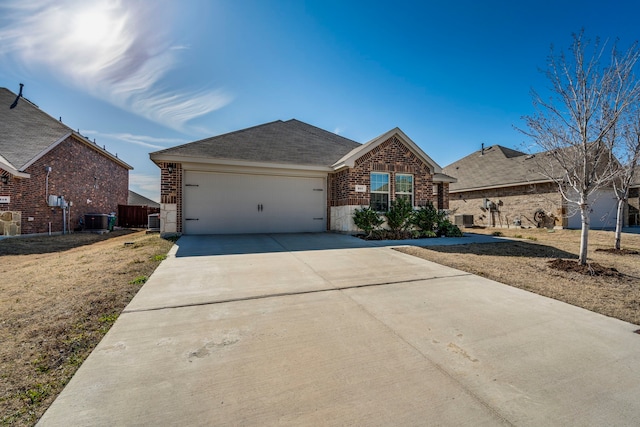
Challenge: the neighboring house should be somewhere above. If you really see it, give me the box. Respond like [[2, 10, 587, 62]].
[[629, 170, 640, 227], [118, 190, 161, 229], [150, 119, 455, 235], [0, 87, 132, 236], [443, 144, 622, 229], [127, 190, 160, 208]]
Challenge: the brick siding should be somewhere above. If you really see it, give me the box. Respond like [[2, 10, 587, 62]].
[[448, 182, 565, 228], [0, 136, 128, 234], [328, 135, 435, 209]]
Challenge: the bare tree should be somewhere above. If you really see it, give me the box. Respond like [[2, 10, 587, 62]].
[[612, 105, 640, 249], [521, 31, 640, 264]]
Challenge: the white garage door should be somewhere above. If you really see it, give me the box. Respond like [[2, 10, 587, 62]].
[[183, 171, 326, 234], [567, 188, 617, 229]]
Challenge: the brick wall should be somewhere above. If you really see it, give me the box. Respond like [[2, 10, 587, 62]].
[[448, 182, 565, 228], [328, 135, 435, 208], [0, 136, 129, 234], [159, 162, 182, 233]]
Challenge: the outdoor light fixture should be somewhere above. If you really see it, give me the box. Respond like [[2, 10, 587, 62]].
[[167, 164, 174, 174], [1, 175, 8, 184]]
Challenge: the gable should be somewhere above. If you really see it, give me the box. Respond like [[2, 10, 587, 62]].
[[0, 87, 72, 170], [0, 87, 131, 173], [332, 127, 444, 175]]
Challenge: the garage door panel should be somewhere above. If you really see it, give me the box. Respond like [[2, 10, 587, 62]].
[[184, 171, 326, 234]]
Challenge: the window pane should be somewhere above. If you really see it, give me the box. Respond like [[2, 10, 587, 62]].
[[371, 193, 389, 212], [396, 175, 413, 193], [370, 173, 389, 193]]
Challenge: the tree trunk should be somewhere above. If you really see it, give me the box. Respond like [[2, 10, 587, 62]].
[[579, 202, 590, 265], [614, 198, 625, 250]]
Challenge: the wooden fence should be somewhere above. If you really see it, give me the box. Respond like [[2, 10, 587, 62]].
[[117, 205, 160, 228]]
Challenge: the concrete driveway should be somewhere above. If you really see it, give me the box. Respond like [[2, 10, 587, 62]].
[[39, 233, 640, 426]]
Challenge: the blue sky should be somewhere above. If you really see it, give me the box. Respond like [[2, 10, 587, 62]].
[[1, 0, 639, 201]]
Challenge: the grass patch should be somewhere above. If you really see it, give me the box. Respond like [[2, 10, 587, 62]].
[[129, 276, 148, 285], [0, 231, 174, 426]]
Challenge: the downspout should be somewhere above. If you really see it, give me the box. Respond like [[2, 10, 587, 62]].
[[45, 166, 51, 202]]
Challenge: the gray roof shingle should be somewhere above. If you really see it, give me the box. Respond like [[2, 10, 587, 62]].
[[128, 190, 160, 207], [0, 87, 73, 169], [444, 145, 550, 192], [0, 87, 131, 171], [150, 119, 362, 167]]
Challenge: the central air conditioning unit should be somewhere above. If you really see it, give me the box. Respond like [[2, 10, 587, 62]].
[[454, 214, 474, 227], [148, 213, 160, 231]]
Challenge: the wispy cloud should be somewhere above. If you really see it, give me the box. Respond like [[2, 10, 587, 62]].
[[82, 130, 186, 150], [0, 0, 232, 131], [130, 173, 160, 202]]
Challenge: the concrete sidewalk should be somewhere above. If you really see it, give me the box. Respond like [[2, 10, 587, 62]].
[[38, 233, 640, 426]]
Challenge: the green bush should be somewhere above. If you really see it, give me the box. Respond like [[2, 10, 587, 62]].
[[353, 206, 384, 237], [385, 197, 414, 238], [437, 218, 463, 237], [410, 202, 441, 233]]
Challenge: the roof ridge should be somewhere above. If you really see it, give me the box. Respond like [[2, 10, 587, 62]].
[[285, 118, 360, 146], [150, 120, 285, 155]]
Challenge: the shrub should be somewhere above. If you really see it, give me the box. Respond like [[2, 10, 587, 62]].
[[353, 206, 384, 237], [385, 198, 414, 238], [410, 202, 441, 234], [437, 219, 463, 237]]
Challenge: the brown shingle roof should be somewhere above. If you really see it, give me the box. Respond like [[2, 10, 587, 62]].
[[444, 145, 551, 192], [150, 119, 361, 167]]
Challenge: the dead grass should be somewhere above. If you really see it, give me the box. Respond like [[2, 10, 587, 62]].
[[396, 228, 640, 326], [0, 231, 174, 426]]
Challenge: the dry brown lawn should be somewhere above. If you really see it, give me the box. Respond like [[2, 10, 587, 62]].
[[0, 230, 174, 426], [397, 227, 640, 325]]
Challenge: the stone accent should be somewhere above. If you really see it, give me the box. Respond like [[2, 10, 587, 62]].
[[160, 203, 177, 235], [0, 136, 128, 235], [449, 183, 565, 228], [160, 162, 183, 233], [0, 211, 21, 236], [330, 205, 360, 232]]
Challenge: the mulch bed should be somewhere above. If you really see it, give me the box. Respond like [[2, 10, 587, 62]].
[[547, 258, 623, 277], [595, 248, 640, 255]]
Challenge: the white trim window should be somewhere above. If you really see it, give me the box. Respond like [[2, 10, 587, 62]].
[[370, 172, 389, 211], [395, 174, 413, 206]]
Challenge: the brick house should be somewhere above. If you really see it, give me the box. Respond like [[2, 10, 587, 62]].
[[150, 119, 455, 235], [0, 87, 132, 236], [443, 144, 628, 229]]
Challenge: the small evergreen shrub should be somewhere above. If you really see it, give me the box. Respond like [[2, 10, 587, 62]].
[[410, 202, 440, 234], [353, 206, 384, 237], [385, 197, 414, 238]]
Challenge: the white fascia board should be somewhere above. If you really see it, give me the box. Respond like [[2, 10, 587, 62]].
[[332, 127, 443, 173], [151, 153, 333, 173], [433, 173, 457, 183], [0, 155, 30, 178], [21, 132, 133, 171], [71, 133, 133, 169], [449, 178, 554, 193], [20, 132, 72, 171]]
